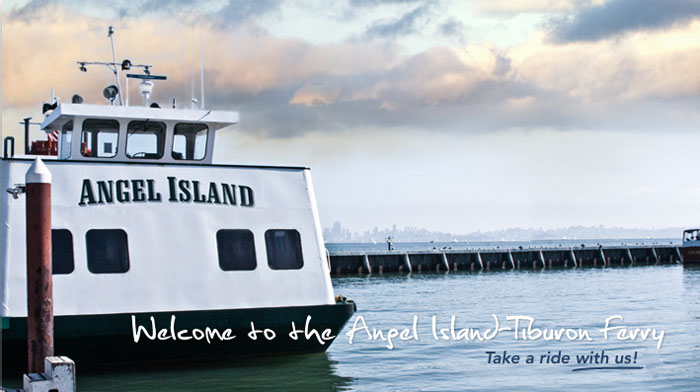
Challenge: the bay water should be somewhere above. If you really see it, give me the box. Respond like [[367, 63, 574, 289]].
[[7, 242, 700, 391]]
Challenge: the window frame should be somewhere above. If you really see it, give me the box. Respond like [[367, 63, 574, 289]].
[[125, 120, 166, 160], [59, 121, 73, 160], [80, 119, 120, 158], [172, 122, 209, 161]]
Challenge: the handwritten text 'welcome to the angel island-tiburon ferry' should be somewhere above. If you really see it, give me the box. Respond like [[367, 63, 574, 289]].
[[345, 314, 665, 350], [130, 314, 664, 351]]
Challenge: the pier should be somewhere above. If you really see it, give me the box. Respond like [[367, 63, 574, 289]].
[[328, 245, 682, 275]]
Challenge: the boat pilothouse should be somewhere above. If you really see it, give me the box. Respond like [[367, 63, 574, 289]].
[[46, 102, 235, 164], [1, 27, 354, 369], [681, 229, 700, 264]]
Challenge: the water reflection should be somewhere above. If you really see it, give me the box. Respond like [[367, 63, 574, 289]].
[[682, 264, 700, 311], [75, 353, 353, 392], [682, 263, 700, 272]]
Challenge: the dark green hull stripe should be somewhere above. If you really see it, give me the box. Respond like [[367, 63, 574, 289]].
[[2, 303, 355, 371]]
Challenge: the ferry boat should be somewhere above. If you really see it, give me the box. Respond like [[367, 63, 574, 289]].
[[1, 33, 355, 370], [681, 228, 700, 264]]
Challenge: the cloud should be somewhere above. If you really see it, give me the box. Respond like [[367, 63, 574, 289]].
[[136, 0, 202, 12], [363, 4, 432, 39], [289, 83, 341, 107], [2, 2, 700, 140], [510, 25, 700, 102], [437, 18, 466, 39], [342, 45, 516, 107], [549, 0, 700, 42], [475, 0, 581, 14], [211, 0, 281, 28], [348, 0, 421, 6], [116, 0, 202, 18], [6, 0, 54, 21], [5, 0, 281, 25]]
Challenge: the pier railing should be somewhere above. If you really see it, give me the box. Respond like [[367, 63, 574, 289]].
[[328, 245, 682, 275]]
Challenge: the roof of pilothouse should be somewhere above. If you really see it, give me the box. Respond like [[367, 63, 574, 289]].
[[41, 103, 240, 131]]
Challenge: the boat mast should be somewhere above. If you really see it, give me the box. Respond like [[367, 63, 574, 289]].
[[108, 26, 124, 106], [76, 26, 153, 106], [199, 27, 205, 110]]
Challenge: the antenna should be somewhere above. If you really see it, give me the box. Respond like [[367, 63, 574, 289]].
[[108, 26, 124, 106], [77, 26, 154, 106], [191, 70, 197, 109], [199, 27, 205, 110], [43, 88, 59, 115]]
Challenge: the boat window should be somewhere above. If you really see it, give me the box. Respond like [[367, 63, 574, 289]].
[[52, 229, 74, 275], [59, 121, 73, 160], [86, 229, 130, 274], [81, 119, 119, 158], [126, 121, 166, 159], [172, 123, 208, 160], [265, 229, 304, 270], [216, 229, 257, 271]]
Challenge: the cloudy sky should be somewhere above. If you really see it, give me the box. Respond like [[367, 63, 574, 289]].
[[2, 0, 700, 234]]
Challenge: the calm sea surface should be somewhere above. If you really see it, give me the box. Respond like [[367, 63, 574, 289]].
[[7, 242, 700, 391]]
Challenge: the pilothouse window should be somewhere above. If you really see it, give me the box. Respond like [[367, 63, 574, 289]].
[[59, 121, 72, 160], [81, 119, 119, 158], [173, 123, 208, 160], [126, 121, 165, 159]]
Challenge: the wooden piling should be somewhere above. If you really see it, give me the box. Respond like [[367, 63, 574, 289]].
[[25, 158, 54, 373], [363, 254, 372, 274], [507, 251, 515, 269], [651, 248, 659, 264], [569, 248, 578, 267]]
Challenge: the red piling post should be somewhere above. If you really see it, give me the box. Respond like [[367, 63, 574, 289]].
[[25, 157, 53, 373]]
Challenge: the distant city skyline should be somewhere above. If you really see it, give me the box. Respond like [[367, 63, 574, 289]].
[[323, 221, 682, 243]]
